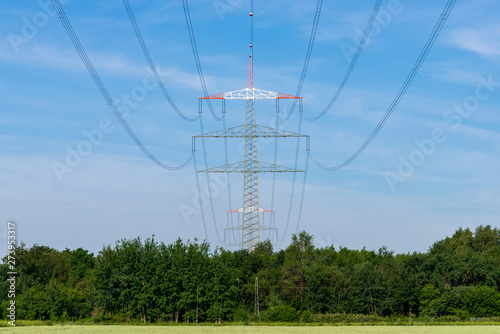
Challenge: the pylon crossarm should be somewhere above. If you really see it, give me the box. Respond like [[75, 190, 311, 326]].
[[228, 208, 274, 213], [253, 125, 308, 138], [194, 125, 246, 138], [194, 124, 309, 138], [200, 87, 301, 100], [198, 161, 304, 173]]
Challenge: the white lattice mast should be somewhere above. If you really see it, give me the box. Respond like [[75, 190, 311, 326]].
[[243, 53, 260, 249], [193, 5, 308, 251]]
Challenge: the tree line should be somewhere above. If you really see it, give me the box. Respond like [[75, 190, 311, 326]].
[[1, 225, 500, 323]]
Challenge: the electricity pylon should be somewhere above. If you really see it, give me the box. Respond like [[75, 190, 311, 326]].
[[193, 9, 309, 251]]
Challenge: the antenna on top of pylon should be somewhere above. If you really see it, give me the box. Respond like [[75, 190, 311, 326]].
[[247, 55, 253, 89], [248, 1, 254, 89]]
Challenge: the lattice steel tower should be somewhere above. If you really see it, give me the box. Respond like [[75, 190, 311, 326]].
[[193, 7, 309, 251]]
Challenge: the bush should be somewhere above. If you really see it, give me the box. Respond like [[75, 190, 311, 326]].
[[424, 315, 462, 323], [313, 313, 382, 323], [262, 305, 299, 322], [300, 310, 314, 323], [232, 306, 251, 322]]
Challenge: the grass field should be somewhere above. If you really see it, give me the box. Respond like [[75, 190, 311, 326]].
[[1, 326, 499, 333]]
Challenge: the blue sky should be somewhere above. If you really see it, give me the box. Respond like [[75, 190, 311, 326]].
[[1, 0, 499, 255]]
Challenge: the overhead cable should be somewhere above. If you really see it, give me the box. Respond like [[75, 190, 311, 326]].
[[279, 1, 381, 235], [284, 0, 323, 120], [197, 110, 225, 243], [51, 0, 191, 171], [122, 0, 199, 122], [182, 0, 222, 121], [313, 0, 457, 171], [304, 0, 382, 121]]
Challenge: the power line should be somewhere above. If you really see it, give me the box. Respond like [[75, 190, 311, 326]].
[[182, 0, 222, 122], [304, 0, 382, 121], [295, 149, 310, 235], [193, 109, 224, 242], [182, 0, 231, 245], [280, 107, 309, 243], [283, 109, 303, 241], [197, 109, 225, 243], [281, 0, 455, 245], [122, 0, 199, 122], [284, 0, 323, 120], [221, 100, 236, 241], [181, 0, 235, 242], [268, 0, 325, 242], [271, 0, 324, 238], [192, 150, 210, 239], [124, 0, 232, 243], [278, 0, 381, 230], [313, 0, 457, 171], [51, 0, 191, 171], [270, 100, 280, 213]]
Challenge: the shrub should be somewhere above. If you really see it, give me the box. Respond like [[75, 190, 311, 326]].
[[262, 305, 299, 322], [300, 310, 314, 323], [313, 313, 382, 323]]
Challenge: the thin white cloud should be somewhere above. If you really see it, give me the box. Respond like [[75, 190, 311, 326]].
[[156, 65, 210, 92], [0, 39, 222, 95], [0, 42, 148, 77], [448, 25, 500, 57], [427, 63, 487, 86], [456, 124, 500, 143]]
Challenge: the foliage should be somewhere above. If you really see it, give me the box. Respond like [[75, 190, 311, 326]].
[[313, 312, 383, 323], [262, 304, 299, 322], [2, 225, 500, 323]]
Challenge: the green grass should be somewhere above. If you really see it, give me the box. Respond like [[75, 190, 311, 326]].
[[1, 325, 500, 333]]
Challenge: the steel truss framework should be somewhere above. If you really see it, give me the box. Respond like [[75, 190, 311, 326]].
[[193, 56, 309, 250]]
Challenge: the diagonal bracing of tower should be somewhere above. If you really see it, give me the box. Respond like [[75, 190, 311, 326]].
[[193, 54, 309, 251]]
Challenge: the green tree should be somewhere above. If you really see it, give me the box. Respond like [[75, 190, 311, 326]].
[[281, 231, 315, 310]]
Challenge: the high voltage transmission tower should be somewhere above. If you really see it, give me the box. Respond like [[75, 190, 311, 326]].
[[193, 9, 309, 251], [50, 0, 457, 252]]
